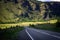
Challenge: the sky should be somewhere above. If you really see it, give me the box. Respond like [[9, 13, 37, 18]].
[[37, 0, 60, 2]]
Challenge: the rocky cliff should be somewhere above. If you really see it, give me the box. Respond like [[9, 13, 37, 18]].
[[0, 0, 60, 23]]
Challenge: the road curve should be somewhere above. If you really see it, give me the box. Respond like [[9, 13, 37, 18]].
[[18, 27, 60, 40]]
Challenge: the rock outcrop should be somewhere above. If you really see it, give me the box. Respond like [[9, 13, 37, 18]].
[[0, 0, 60, 23]]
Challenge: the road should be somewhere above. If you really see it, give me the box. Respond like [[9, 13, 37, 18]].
[[17, 27, 60, 40]]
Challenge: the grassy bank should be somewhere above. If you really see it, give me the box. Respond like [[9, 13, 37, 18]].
[[0, 19, 57, 29], [0, 26, 24, 40], [29, 23, 60, 32]]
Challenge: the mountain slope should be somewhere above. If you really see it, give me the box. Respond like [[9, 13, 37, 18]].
[[0, 0, 60, 23]]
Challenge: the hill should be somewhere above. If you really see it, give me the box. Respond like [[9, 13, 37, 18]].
[[0, 0, 60, 23]]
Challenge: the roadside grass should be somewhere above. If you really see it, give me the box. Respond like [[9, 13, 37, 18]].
[[0, 19, 58, 40], [29, 23, 60, 32], [0, 26, 24, 40], [0, 19, 57, 29]]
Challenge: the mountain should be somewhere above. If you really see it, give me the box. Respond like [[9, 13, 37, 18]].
[[0, 0, 60, 23]]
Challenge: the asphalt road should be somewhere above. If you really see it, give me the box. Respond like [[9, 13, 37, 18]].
[[18, 27, 60, 40]]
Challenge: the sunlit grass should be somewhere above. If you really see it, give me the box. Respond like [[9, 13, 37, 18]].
[[0, 19, 57, 29], [48, 19, 57, 24], [29, 19, 60, 32]]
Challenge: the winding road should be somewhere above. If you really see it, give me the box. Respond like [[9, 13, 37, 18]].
[[18, 27, 60, 40]]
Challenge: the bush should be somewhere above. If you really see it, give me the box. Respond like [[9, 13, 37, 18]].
[[56, 21, 60, 27]]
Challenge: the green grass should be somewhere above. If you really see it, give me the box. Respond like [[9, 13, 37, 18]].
[[0, 26, 24, 40], [29, 23, 60, 32]]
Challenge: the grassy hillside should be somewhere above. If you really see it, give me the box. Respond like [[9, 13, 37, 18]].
[[0, 0, 60, 23]]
